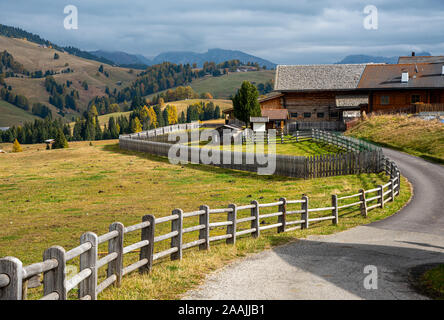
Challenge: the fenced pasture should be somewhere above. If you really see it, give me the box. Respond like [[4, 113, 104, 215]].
[[120, 126, 384, 179], [0, 154, 401, 300], [0, 122, 404, 300]]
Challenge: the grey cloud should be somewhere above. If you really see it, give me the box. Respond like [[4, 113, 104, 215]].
[[0, 1, 443, 64]]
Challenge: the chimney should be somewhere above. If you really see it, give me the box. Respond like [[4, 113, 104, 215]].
[[412, 51, 415, 57], [401, 71, 409, 83]]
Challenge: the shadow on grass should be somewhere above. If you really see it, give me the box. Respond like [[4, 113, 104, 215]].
[[101, 143, 290, 183]]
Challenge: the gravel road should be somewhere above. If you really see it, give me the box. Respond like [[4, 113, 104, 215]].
[[183, 148, 444, 300]]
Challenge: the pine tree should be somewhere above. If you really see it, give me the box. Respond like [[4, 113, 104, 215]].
[[12, 139, 22, 152], [232, 81, 261, 127], [52, 129, 69, 149], [108, 117, 120, 139]]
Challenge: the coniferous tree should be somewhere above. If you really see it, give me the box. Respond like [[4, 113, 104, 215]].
[[232, 81, 261, 127], [52, 129, 68, 149]]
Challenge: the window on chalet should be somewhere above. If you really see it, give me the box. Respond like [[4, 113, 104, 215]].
[[290, 113, 298, 118], [411, 95, 421, 103], [303, 112, 311, 118], [317, 112, 324, 118], [380, 96, 390, 105], [330, 112, 339, 118]]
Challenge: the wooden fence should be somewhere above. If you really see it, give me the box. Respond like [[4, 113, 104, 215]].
[[0, 157, 401, 300], [287, 121, 346, 132], [120, 127, 384, 179]]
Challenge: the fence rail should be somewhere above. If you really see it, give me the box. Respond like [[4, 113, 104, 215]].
[[0, 157, 401, 300], [120, 127, 384, 179]]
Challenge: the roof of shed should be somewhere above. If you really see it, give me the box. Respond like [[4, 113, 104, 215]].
[[358, 63, 444, 89], [261, 109, 289, 120], [274, 64, 367, 91]]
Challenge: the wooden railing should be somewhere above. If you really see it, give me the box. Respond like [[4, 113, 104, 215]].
[[0, 157, 401, 300], [120, 127, 384, 179]]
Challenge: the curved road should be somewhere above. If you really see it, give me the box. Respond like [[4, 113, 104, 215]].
[[184, 148, 444, 300]]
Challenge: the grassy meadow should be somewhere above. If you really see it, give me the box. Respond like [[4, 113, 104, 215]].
[[0, 99, 40, 127], [346, 114, 444, 163], [191, 137, 345, 157], [190, 70, 275, 99], [0, 140, 411, 299]]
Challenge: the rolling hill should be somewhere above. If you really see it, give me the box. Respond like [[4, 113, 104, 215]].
[[189, 70, 275, 99], [0, 99, 39, 127], [0, 35, 138, 123]]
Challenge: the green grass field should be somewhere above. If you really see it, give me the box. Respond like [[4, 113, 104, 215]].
[[0, 99, 40, 127], [190, 70, 275, 98], [0, 139, 411, 299], [419, 264, 444, 300], [346, 114, 444, 163], [191, 138, 344, 157]]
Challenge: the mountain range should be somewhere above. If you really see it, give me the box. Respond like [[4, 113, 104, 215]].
[[335, 52, 432, 64], [90, 48, 277, 69]]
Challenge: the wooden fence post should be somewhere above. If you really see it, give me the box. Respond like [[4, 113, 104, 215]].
[[171, 209, 183, 260], [332, 195, 338, 225], [43, 246, 66, 300], [79, 232, 98, 300], [227, 204, 237, 244], [278, 198, 286, 233], [302, 196, 309, 229], [108, 222, 124, 286], [359, 189, 368, 217], [199, 205, 210, 250], [397, 170, 401, 194], [140, 215, 155, 274], [0, 257, 22, 300], [378, 185, 384, 209], [390, 179, 395, 202], [251, 200, 260, 238]]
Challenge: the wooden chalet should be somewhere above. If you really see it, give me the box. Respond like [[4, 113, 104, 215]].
[[259, 53, 444, 131]]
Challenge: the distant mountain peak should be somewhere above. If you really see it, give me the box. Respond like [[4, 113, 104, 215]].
[[90, 48, 276, 69], [336, 52, 432, 64]]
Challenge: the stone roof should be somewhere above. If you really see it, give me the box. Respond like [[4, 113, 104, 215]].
[[274, 64, 367, 91]]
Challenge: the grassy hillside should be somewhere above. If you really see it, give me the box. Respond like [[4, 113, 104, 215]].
[[346, 114, 444, 163], [81, 99, 232, 128], [0, 35, 137, 122], [190, 70, 275, 98], [0, 99, 39, 126], [163, 98, 232, 114], [0, 140, 410, 299]]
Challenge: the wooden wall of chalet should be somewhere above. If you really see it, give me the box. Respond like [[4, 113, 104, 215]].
[[281, 92, 341, 122], [370, 89, 444, 112], [260, 97, 283, 109]]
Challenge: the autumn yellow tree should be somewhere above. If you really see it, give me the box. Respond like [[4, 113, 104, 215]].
[[12, 139, 22, 153], [130, 117, 142, 133], [166, 105, 178, 125], [147, 107, 158, 128]]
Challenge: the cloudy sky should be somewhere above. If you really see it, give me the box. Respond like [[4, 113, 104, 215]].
[[1, 0, 443, 64]]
